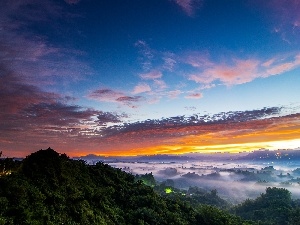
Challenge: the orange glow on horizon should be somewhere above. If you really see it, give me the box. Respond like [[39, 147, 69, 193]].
[[69, 115, 300, 157], [4, 113, 299, 158], [70, 138, 300, 157]]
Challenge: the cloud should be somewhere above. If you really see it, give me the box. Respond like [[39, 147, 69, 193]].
[[168, 90, 182, 99], [0, 74, 123, 129], [187, 53, 300, 86], [0, 0, 92, 86], [0, 0, 62, 25], [64, 0, 81, 4], [88, 88, 144, 108], [101, 107, 283, 139], [185, 93, 203, 99], [185, 106, 197, 111], [96, 112, 127, 126], [135, 40, 154, 70], [132, 83, 151, 94], [0, 72, 127, 154], [154, 79, 168, 90], [91, 106, 300, 156], [184, 52, 213, 68], [163, 53, 177, 71], [250, 0, 300, 43], [0, 73, 58, 115], [140, 70, 163, 80], [264, 55, 300, 76], [172, 0, 203, 16], [269, 1, 300, 30], [0, 71, 132, 157], [116, 96, 142, 103], [189, 59, 260, 86], [88, 89, 124, 102]]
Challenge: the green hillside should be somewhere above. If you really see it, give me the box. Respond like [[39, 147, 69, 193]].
[[0, 148, 252, 225]]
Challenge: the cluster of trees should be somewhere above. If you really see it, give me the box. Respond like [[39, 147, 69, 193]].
[[152, 182, 230, 209], [232, 187, 300, 225], [0, 148, 299, 224]]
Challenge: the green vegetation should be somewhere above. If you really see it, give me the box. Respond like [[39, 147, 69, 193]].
[[233, 187, 300, 225], [165, 188, 173, 194], [1, 148, 300, 224]]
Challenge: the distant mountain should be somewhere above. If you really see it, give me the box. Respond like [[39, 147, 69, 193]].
[[75, 152, 242, 163], [75, 149, 300, 163], [74, 154, 195, 163], [238, 149, 300, 161], [135, 154, 194, 162]]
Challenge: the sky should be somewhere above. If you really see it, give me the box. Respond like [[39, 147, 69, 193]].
[[1, 0, 300, 157]]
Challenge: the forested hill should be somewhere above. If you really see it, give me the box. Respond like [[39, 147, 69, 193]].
[[0, 148, 252, 225], [2, 149, 300, 225]]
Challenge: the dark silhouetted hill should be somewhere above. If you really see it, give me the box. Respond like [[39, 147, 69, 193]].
[[0, 148, 252, 225]]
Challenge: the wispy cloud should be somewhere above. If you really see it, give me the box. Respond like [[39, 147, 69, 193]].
[[0, 72, 126, 156], [139, 70, 163, 80], [252, 0, 300, 43], [270, 0, 300, 31], [163, 53, 177, 71], [116, 96, 143, 108], [168, 90, 182, 99], [187, 53, 300, 86], [154, 79, 168, 90], [172, 0, 203, 17], [64, 0, 81, 4], [189, 59, 259, 86], [132, 83, 151, 94], [138, 70, 167, 94], [185, 93, 203, 99], [263, 55, 300, 76], [135, 40, 154, 71], [88, 88, 144, 108], [88, 89, 124, 102], [0, 0, 92, 86]]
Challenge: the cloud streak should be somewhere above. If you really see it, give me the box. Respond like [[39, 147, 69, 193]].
[[187, 53, 300, 86], [185, 93, 203, 99], [132, 83, 151, 94], [0, 73, 126, 156], [140, 70, 163, 80], [0, 0, 92, 88], [83, 106, 300, 156], [172, 0, 203, 17], [88, 88, 144, 108]]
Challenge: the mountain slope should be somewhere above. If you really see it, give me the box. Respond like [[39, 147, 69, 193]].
[[0, 148, 252, 225]]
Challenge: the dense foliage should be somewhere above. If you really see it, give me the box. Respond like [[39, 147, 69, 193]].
[[1, 148, 300, 224], [0, 148, 251, 225], [233, 187, 300, 225]]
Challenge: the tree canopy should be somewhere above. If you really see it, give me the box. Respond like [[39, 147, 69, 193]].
[[1, 148, 300, 225]]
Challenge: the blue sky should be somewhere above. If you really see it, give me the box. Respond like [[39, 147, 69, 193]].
[[1, 0, 300, 156]]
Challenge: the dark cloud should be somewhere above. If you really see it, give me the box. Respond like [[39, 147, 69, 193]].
[[0, 72, 126, 154], [88, 89, 123, 102], [96, 112, 127, 126], [88, 88, 143, 108], [116, 96, 142, 102], [100, 107, 283, 138], [0, 0, 92, 87], [0, 73, 58, 115], [1, 76, 93, 132]]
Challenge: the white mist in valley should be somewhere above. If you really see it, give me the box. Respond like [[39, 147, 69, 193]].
[[107, 159, 300, 203]]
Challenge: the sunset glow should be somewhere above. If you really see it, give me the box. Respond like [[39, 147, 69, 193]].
[[1, 0, 300, 157]]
